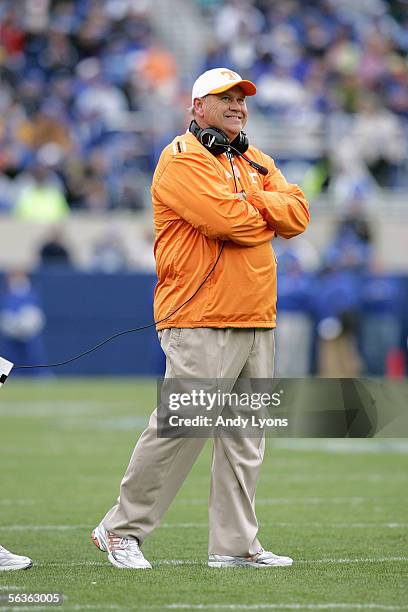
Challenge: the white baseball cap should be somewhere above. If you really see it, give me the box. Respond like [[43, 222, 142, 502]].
[[191, 68, 256, 104]]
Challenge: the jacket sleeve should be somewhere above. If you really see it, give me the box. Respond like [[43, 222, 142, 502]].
[[245, 156, 310, 239], [152, 150, 275, 247]]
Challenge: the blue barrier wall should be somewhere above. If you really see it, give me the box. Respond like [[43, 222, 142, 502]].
[[0, 270, 165, 376], [0, 270, 407, 376]]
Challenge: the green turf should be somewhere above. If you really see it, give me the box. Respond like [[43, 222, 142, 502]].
[[0, 379, 407, 611]]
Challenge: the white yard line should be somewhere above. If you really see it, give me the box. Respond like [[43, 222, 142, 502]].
[[37, 561, 106, 567], [64, 607, 123, 611], [51, 604, 397, 611], [260, 473, 408, 483], [35, 557, 408, 568], [0, 401, 102, 417], [0, 500, 35, 506], [0, 525, 89, 531], [159, 605, 408, 611], [271, 439, 408, 454], [47, 606, 408, 612], [1, 522, 407, 532], [0, 586, 22, 591], [179, 496, 403, 505], [297, 557, 408, 564], [0, 606, 404, 612], [0, 607, 122, 612], [160, 523, 408, 529], [0, 609, 47, 612]]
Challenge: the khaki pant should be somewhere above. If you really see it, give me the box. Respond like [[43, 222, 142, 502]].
[[103, 328, 274, 556]]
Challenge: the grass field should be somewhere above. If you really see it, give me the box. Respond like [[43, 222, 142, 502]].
[[0, 378, 407, 611]]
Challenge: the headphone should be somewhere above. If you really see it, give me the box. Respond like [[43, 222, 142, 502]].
[[188, 119, 268, 175], [189, 120, 248, 157]]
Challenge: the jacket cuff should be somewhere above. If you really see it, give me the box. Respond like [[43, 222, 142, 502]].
[[245, 185, 266, 215]]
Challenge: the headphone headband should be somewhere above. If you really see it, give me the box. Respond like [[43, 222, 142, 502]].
[[189, 120, 249, 157]]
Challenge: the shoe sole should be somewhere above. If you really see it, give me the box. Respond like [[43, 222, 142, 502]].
[[107, 552, 151, 570], [0, 561, 33, 572], [208, 559, 293, 568]]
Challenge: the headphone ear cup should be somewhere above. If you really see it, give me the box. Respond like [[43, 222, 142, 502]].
[[189, 121, 249, 156], [199, 127, 229, 156], [230, 131, 249, 154]]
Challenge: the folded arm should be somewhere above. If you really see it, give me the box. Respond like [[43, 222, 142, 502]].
[[153, 151, 275, 246], [245, 157, 310, 239]]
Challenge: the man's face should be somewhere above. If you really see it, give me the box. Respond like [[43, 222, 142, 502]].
[[194, 86, 248, 141]]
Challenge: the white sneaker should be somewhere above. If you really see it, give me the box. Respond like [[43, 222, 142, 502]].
[[0, 545, 32, 571], [91, 523, 151, 569], [208, 548, 293, 568]]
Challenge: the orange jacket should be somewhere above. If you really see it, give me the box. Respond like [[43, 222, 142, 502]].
[[152, 131, 309, 330]]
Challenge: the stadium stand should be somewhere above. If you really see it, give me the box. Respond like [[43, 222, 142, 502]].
[[197, 0, 408, 193], [1, 0, 408, 216]]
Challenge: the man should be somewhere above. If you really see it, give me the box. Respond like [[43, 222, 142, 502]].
[[0, 545, 32, 571], [92, 68, 309, 569]]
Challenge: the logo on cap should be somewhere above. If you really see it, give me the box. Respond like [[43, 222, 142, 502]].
[[220, 70, 239, 81]]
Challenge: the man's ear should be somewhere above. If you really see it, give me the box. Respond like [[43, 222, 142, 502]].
[[193, 98, 205, 118]]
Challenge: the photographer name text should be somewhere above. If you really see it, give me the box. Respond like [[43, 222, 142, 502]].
[[168, 415, 288, 428]]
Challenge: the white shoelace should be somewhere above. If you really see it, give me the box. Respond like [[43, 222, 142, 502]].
[[109, 535, 142, 557]]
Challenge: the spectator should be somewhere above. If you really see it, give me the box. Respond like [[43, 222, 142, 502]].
[[312, 266, 365, 377], [0, 7, 25, 57], [75, 58, 129, 126], [0, 271, 48, 376], [137, 38, 178, 98], [132, 227, 156, 272], [310, 205, 374, 376], [14, 163, 70, 222], [351, 96, 406, 188], [22, 101, 74, 155], [274, 250, 313, 376], [90, 227, 129, 274], [38, 226, 73, 268]]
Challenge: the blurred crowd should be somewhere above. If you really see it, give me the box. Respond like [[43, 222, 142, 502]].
[[199, 0, 408, 197], [1, 0, 408, 219], [201, 0, 408, 119], [272, 198, 406, 378], [0, 0, 183, 219]]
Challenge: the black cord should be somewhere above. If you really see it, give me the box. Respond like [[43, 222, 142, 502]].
[[221, 143, 268, 176], [14, 244, 225, 370], [14, 151, 240, 371]]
